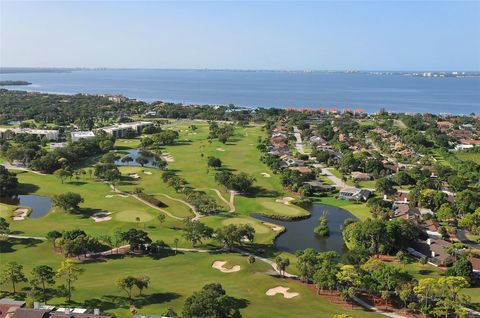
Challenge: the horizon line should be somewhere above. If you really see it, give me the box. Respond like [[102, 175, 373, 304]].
[[1, 66, 480, 73]]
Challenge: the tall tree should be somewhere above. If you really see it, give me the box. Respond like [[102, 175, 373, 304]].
[[31, 265, 56, 302], [56, 259, 84, 304], [0, 261, 27, 294]]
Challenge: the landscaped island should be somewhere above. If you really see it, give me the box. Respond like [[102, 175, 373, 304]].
[[0, 89, 479, 318]]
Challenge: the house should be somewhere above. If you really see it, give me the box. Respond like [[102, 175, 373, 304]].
[[99, 122, 153, 138], [280, 155, 304, 167], [384, 192, 409, 204], [71, 131, 95, 142], [425, 219, 441, 238], [12, 307, 111, 318], [338, 187, 371, 201], [0, 299, 25, 318], [309, 136, 327, 145], [468, 257, 480, 275], [392, 203, 419, 220], [11, 309, 50, 318], [49, 142, 67, 150], [436, 121, 454, 129], [419, 208, 434, 217], [410, 238, 452, 267], [458, 139, 480, 147], [288, 166, 312, 174], [0, 128, 59, 141], [351, 171, 372, 181], [304, 180, 335, 192]]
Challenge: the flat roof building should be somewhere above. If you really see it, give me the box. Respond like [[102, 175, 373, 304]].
[[99, 121, 153, 138], [0, 128, 59, 141], [71, 131, 95, 142]]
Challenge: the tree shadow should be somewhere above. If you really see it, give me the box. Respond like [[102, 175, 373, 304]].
[[99, 292, 181, 310], [67, 181, 88, 186], [244, 187, 282, 198], [418, 269, 434, 276], [77, 207, 106, 218], [0, 237, 44, 253], [17, 183, 40, 194]]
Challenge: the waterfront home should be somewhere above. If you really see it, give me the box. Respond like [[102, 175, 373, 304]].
[[338, 187, 371, 201], [71, 131, 95, 142], [304, 180, 335, 192]]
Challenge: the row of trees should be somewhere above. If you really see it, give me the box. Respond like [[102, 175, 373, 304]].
[[182, 218, 255, 249], [215, 170, 256, 193], [0, 259, 83, 304], [294, 248, 472, 316]]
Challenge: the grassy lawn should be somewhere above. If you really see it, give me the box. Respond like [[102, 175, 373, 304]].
[[455, 152, 480, 164], [0, 241, 382, 318], [346, 179, 376, 189], [315, 197, 372, 220]]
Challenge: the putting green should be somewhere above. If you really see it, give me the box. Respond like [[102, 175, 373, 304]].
[[260, 201, 306, 216], [115, 210, 155, 222]]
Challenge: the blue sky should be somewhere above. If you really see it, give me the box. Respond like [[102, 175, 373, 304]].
[[1, 1, 479, 70]]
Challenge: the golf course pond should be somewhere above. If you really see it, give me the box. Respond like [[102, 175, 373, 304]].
[[0, 194, 52, 218], [252, 203, 357, 254], [115, 149, 160, 168]]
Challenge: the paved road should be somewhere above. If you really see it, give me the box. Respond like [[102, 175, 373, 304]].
[[312, 164, 345, 188], [457, 230, 480, 250], [1, 163, 46, 175], [292, 126, 305, 154]]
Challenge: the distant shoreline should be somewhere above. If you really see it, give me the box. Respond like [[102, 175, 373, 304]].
[[1, 67, 480, 77], [0, 80, 32, 86]]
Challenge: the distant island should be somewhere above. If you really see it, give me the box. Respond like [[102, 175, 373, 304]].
[[0, 80, 32, 86]]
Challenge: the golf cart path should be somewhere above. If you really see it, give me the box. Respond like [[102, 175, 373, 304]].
[[201, 188, 236, 212], [109, 183, 202, 221], [1, 163, 46, 175], [153, 192, 201, 219]]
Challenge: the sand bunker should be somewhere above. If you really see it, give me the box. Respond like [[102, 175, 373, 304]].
[[143, 171, 152, 175], [129, 174, 140, 179], [260, 172, 271, 178], [105, 195, 114, 198], [212, 261, 241, 273], [161, 153, 175, 162], [216, 148, 226, 152], [266, 286, 299, 299], [12, 208, 29, 221], [275, 197, 294, 205], [91, 212, 112, 222], [262, 221, 283, 232]]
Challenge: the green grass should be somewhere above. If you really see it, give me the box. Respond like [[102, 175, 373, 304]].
[[0, 241, 382, 318], [260, 201, 309, 217], [455, 152, 480, 164], [315, 197, 372, 220]]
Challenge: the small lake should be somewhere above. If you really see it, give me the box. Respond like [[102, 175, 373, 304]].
[[0, 194, 52, 218], [252, 203, 357, 254], [115, 149, 159, 168]]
